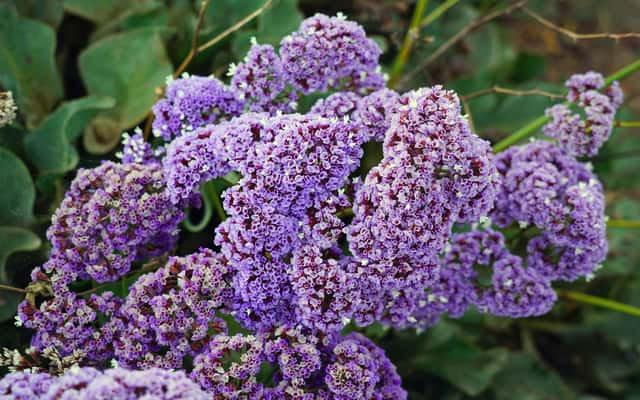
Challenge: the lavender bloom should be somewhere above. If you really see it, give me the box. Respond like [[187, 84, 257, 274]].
[[479, 254, 556, 318], [152, 74, 243, 140], [18, 288, 124, 363], [214, 114, 367, 331], [44, 162, 186, 284], [309, 92, 361, 119], [37, 367, 208, 399], [346, 87, 498, 326], [280, 13, 384, 94], [231, 42, 297, 114], [356, 88, 400, 141], [543, 71, 623, 156], [162, 113, 279, 204], [326, 333, 406, 400], [116, 129, 159, 165], [116, 249, 233, 369], [191, 334, 265, 397], [492, 141, 607, 281], [0, 370, 53, 400]]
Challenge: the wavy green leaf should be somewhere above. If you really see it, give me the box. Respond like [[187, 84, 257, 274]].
[[0, 226, 40, 321], [79, 27, 173, 153], [0, 147, 35, 226], [24, 96, 115, 175], [0, 4, 63, 128]]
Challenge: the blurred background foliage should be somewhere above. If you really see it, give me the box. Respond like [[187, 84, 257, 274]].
[[0, 0, 639, 398]]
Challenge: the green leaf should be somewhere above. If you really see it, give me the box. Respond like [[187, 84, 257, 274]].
[[0, 147, 35, 226], [8, 0, 64, 28], [0, 227, 40, 283], [0, 226, 40, 321], [24, 96, 115, 175], [63, 0, 131, 23], [79, 27, 173, 153], [231, 0, 302, 57], [0, 4, 63, 128], [491, 353, 574, 400], [413, 336, 508, 396]]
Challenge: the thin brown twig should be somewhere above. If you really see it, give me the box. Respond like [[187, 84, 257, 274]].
[[523, 7, 640, 42], [397, 0, 527, 89], [174, 0, 212, 78], [0, 284, 27, 294], [197, 0, 273, 53], [462, 85, 564, 101]]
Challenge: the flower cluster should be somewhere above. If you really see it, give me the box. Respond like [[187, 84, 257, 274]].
[[280, 13, 385, 94], [190, 327, 406, 399], [152, 74, 244, 140], [0, 367, 209, 399], [492, 140, 607, 281], [543, 71, 623, 156], [410, 229, 556, 328], [115, 249, 233, 369], [11, 11, 623, 399], [43, 161, 186, 285]]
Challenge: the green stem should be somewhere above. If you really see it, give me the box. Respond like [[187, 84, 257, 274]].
[[420, 0, 460, 28], [492, 57, 640, 152], [607, 219, 640, 229], [559, 290, 640, 318], [209, 183, 228, 222], [183, 185, 213, 232], [616, 120, 640, 128], [388, 0, 429, 86], [0, 284, 26, 294]]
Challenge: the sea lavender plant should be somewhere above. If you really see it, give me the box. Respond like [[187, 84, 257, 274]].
[[8, 11, 625, 399]]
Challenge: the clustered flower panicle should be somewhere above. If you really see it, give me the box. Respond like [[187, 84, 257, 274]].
[[543, 71, 623, 156], [5, 11, 620, 399]]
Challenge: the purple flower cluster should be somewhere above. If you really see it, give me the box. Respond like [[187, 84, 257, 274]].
[[347, 87, 499, 327], [410, 229, 556, 328], [543, 71, 623, 156], [492, 140, 607, 281], [152, 74, 244, 140], [280, 13, 385, 94], [43, 161, 186, 284], [0, 370, 53, 399], [190, 327, 406, 399], [215, 113, 367, 331], [13, 11, 625, 398], [17, 288, 124, 362], [0, 367, 209, 399], [116, 128, 160, 165], [231, 42, 296, 114], [115, 249, 234, 369], [309, 88, 400, 141]]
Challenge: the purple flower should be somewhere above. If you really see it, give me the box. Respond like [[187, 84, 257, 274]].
[[491, 141, 607, 281], [115, 249, 233, 369], [0, 371, 53, 400], [152, 74, 244, 140], [35, 367, 208, 399], [543, 71, 623, 156], [18, 288, 124, 363], [116, 129, 160, 165], [44, 162, 186, 284], [280, 13, 384, 94], [231, 42, 297, 114]]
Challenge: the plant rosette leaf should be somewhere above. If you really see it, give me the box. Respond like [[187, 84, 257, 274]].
[[24, 96, 115, 175], [0, 226, 40, 322], [0, 147, 35, 227], [79, 27, 173, 154], [0, 4, 64, 129]]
